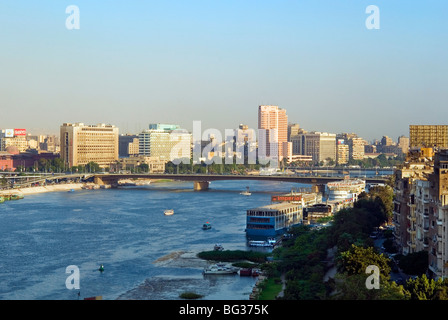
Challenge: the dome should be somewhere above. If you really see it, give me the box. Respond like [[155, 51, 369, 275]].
[[5, 146, 19, 155]]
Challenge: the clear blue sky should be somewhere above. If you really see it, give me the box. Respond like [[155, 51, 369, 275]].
[[1, 0, 447, 142]]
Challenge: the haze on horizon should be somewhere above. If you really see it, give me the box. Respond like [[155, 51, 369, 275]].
[[0, 1, 447, 142]]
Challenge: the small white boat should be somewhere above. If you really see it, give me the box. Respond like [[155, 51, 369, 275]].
[[240, 186, 251, 196], [164, 209, 174, 216], [203, 263, 238, 275]]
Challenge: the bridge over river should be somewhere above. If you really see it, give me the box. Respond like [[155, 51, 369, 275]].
[[92, 173, 389, 191]]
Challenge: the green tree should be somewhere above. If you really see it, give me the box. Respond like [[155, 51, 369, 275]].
[[338, 244, 391, 279], [333, 273, 409, 300], [404, 274, 444, 300]]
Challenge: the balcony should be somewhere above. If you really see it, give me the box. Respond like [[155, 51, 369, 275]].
[[407, 228, 416, 235], [407, 241, 416, 249]]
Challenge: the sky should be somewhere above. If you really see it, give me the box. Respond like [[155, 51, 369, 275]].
[[0, 0, 447, 142]]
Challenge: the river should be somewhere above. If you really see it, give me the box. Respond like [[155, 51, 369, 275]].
[[0, 179, 309, 300]]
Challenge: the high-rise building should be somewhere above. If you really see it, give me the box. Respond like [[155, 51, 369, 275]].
[[258, 105, 288, 162], [138, 124, 191, 162], [349, 137, 366, 160], [393, 147, 448, 279], [119, 134, 139, 158], [60, 123, 119, 168], [0, 129, 28, 153], [398, 136, 410, 154], [288, 123, 300, 141], [409, 125, 448, 148], [336, 139, 349, 165], [296, 132, 336, 164]]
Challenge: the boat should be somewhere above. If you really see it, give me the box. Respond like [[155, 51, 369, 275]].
[[240, 186, 251, 196], [326, 178, 366, 202], [164, 209, 174, 216], [68, 189, 75, 192], [202, 222, 212, 230], [239, 268, 253, 276], [203, 263, 238, 275], [98, 264, 104, 272], [248, 238, 277, 247], [214, 244, 224, 251], [9, 193, 24, 200], [246, 202, 303, 237]]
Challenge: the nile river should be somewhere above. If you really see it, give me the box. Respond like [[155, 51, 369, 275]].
[[0, 180, 308, 300]]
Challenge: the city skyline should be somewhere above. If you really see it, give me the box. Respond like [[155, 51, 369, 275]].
[[1, 1, 447, 141]]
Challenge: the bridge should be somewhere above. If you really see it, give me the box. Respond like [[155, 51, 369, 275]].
[[91, 173, 390, 191]]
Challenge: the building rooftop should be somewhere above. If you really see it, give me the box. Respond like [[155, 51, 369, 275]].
[[251, 202, 299, 211]]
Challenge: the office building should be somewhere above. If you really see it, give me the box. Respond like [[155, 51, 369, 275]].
[[60, 123, 119, 168], [349, 137, 365, 160], [119, 134, 139, 157], [138, 124, 191, 162], [336, 139, 349, 165], [258, 105, 289, 162], [295, 132, 336, 164], [410, 125, 448, 148]]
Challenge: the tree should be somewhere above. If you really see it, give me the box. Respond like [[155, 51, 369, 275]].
[[333, 273, 408, 300], [338, 244, 390, 279], [404, 274, 444, 300]]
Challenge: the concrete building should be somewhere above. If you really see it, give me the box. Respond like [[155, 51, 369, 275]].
[[349, 137, 365, 160], [258, 105, 288, 163], [295, 132, 336, 165], [60, 123, 119, 168], [116, 155, 165, 173], [288, 123, 301, 141], [398, 136, 410, 155], [393, 148, 434, 256], [0, 129, 28, 153], [119, 134, 139, 158], [393, 147, 448, 279], [410, 125, 448, 148], [336, 138, 349, 165], [138, 124, 191, 163]]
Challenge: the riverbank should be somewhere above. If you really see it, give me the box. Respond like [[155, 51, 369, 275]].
[[0, 183, 85, 196], [0, 178, 174, 196]]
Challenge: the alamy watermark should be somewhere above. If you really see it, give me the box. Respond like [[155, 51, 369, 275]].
[[66, 5, 80, 30], [65, 265, 80, 290], [366, 5, 380, 30], [169, 121, 280, 168], [365, 265, 380, 289]]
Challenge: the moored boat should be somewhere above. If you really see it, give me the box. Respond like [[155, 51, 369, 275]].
[[248, 237, 277, 247], [8, 193, 24, 200], [203, 263, 238, 275]]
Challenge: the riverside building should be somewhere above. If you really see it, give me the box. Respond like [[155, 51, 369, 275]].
[[393, 147, 448, 279], [246, 202, 303, 238], [60, 123, 119, 168]]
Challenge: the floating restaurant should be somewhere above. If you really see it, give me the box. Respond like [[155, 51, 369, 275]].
[[245, 202, 303, 238]]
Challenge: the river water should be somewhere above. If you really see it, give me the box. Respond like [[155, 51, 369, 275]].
[[0, 180, 309, 300]]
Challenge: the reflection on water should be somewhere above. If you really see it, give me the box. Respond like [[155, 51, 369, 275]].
[[0, 180, 307, 300]]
